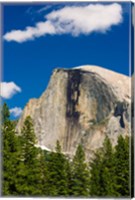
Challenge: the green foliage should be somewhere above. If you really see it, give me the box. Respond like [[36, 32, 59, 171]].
[[100, 136, 118, 196], [37, 150, 48, 196], [2, 104, 130, 197], [70, 144, 90, 197], [16, 116, 41, 195], [45, 140, 69, 196], [131, 135, 134, 197], [89, 149, 103, 196], [20, 116, 37, 164], [1, 103, 10, 124], [2, 104, 21, 195], [114, 135, 130, 197], [90, 135, 130, 197]]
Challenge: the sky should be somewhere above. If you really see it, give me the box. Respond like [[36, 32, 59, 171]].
[[1, 2, 132, 118]]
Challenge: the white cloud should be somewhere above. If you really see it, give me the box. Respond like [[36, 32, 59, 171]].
[[46, 3, 122, 36], [10, 107, 22, 117], [37, 5, 52, 13], [4, 3, 122, 43], [4, 21, 56, 43], [0, 82, 21, 99]]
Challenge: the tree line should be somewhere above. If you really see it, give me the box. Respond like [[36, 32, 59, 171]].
[[1, 103, 130, 197]]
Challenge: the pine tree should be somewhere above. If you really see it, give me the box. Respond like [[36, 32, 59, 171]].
[[100, 136, 118, 196], [1, 103, 10, 124], [114, 135, 130, 197], [89, 148, 103, 196], [2, 103, 21, 195], [16, 116, 41, 195], [46, 140, 69, 196], [37, 149, 48, 196], [90, 136, 118, 197], [70, 144, 90, 197]]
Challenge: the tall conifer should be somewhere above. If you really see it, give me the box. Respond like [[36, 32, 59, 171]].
[[71, 144, 90, 197], [46, 140, 69, 196], [114, 135, 129, 197], [16, 116, 41, 195], [2, 103, 20, 195]]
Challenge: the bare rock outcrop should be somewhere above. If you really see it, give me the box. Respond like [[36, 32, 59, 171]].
[[17, 65, 131, 159]]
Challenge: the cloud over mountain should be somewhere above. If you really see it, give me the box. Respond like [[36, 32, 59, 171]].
[[10, 107, 22, 117], [0, 82, 21, 99], [4, 3, 122, 43]]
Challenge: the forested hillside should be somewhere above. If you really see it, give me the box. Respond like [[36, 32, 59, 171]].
[[1, 103, 130, 197]]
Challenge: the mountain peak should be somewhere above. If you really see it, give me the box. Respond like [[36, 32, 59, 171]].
[[17, 66, 131, 159]]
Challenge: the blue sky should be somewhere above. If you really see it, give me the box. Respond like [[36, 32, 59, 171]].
[[1, 2, 132, 118]]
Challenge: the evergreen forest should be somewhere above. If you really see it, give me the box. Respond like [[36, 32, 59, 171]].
[[1, 103, 131, 197]]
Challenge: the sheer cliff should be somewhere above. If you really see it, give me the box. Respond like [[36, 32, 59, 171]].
[[16, 65, 131, 159]]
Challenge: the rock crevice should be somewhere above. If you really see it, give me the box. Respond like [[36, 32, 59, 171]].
[[16, 65, 131, 158]]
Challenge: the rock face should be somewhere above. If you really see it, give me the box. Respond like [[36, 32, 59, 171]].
[[17, 65, 131, 159]]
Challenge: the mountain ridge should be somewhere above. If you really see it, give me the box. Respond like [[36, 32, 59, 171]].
[[17, 65, 131, 159]]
